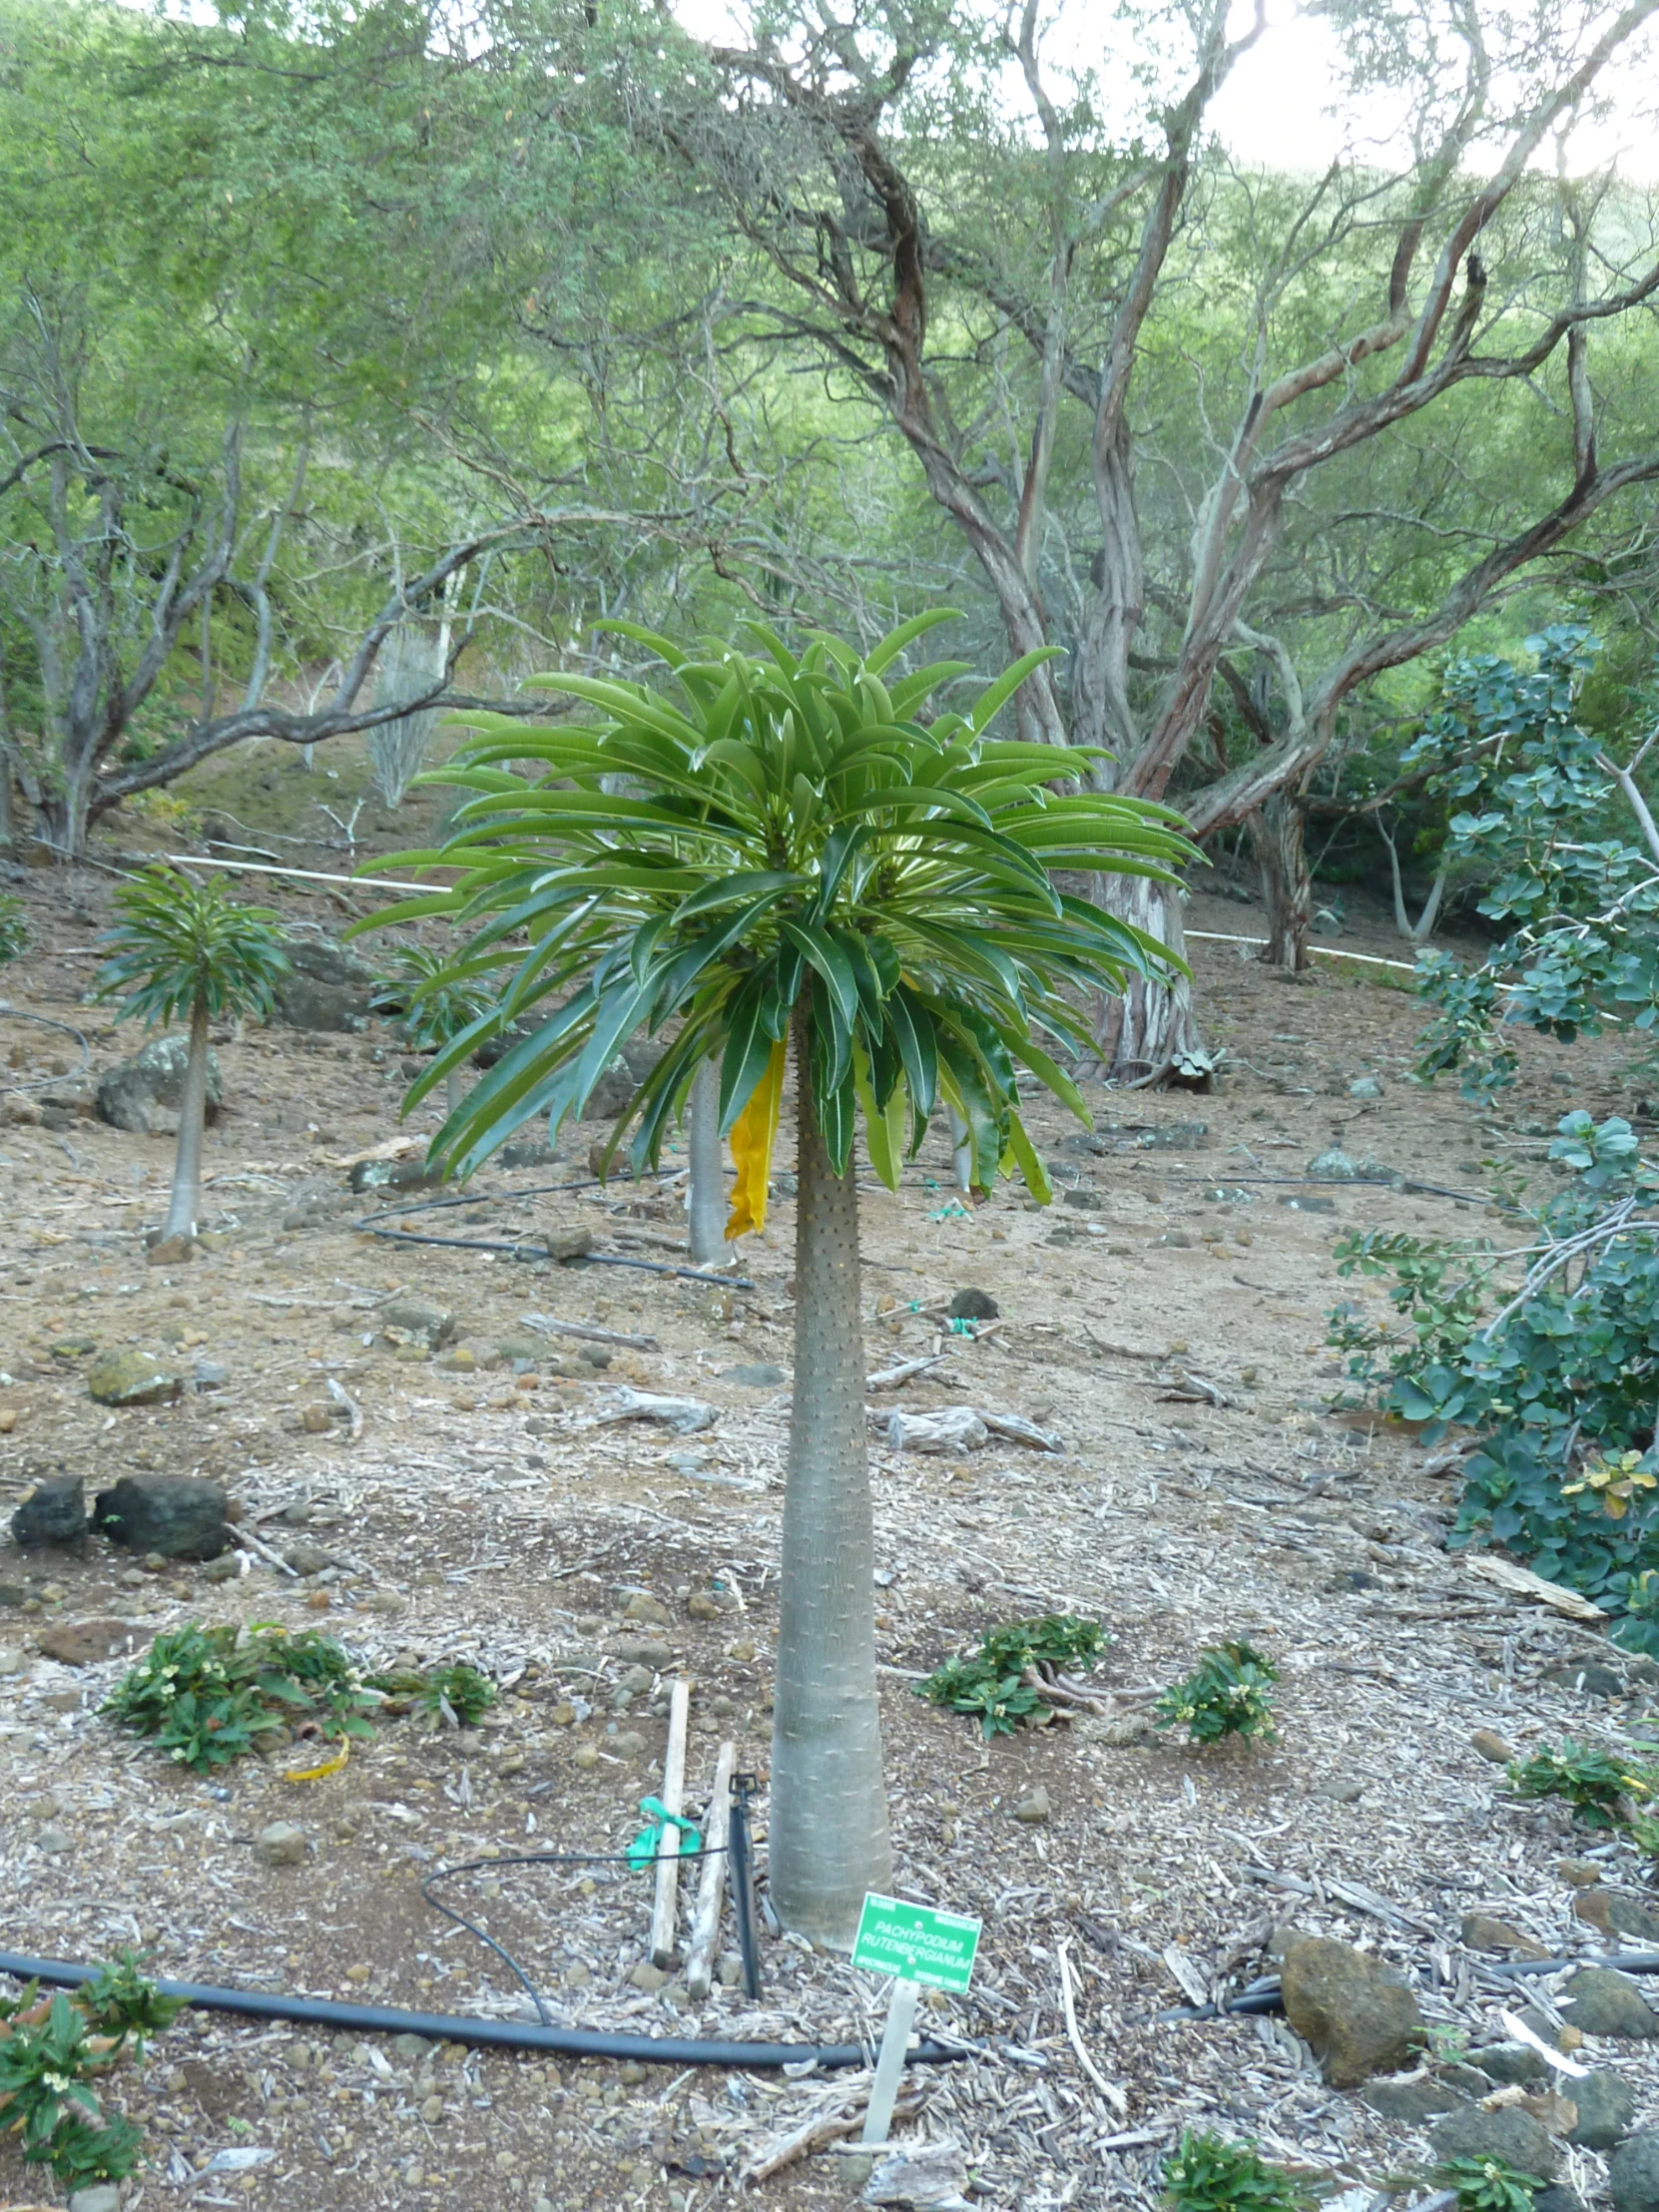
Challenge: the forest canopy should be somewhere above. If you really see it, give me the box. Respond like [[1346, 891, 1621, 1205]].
[[3, 0, 1658, 1065]]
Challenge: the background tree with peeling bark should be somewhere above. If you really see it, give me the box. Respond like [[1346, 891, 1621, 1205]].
[[661, 0, 1659, 1073]]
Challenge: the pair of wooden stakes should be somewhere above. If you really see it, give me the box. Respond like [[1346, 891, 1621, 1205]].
[[646, 1680, 740, 1999]]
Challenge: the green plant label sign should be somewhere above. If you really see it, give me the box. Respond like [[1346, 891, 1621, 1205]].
[[851, 1894, 981, 1993]]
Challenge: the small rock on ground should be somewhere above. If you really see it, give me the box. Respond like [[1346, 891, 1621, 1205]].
[[1281, 1936, 1425, 2087], [10, 1474, 87, 1549], [1429, 2104, 1560, 2181], [1560, 1967, 1659, 2038], [1569, 2068, 1639, 2149], [93, 1472, 228, 1558], [255, 1822, 307, 1869], [1610, 2128, 1659, 2212]]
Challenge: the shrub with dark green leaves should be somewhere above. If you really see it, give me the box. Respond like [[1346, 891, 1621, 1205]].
[[1436, 2155, 1539, 2212], [1329, 1112, 1659, 1643], [415, 1661, 497, 1728], [917, 1614, 1107, 1739], [1162, 2128, 1307, 2212], [0, 892, 27, 962], [1155, 1643, 1279, 1744], [1507, 1741, 1653, 1829], [0, 1956, 179, 2187], [104, 1622, 378, 1770]]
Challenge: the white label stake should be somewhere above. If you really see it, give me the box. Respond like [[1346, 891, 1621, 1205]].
[[861, 1976, 919, 2147]]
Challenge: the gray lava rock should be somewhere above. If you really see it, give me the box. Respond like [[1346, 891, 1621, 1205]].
[[85, 1350, 179, 1407], [377, 1295, 456, 1352], [67, 2185, 122, 2212], [1560, 1966, 1659, 2039], [1308, 1146, 1362, 1180], [723, 1363, 787, 1387], [1281, 1936, 1426, 2087], [1569, 2068, 1638, 2149], [11, 1474, 87, 1549], [95, 1035, 222, 1135], [1430, 2105, 1560, 2182], [93, 1473, 229, 1560], [255, 1822, 307, 1869], [1363, 2073, 1470, 2122], [948, 1288, 1000, 1321], [1543, 1661, 1627, 1699], [1610, 2129, 1659, 2212], [276, 939, 374, 1032], [1470, 2042, 1550, 2086]]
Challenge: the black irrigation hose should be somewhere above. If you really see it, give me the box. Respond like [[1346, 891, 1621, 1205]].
[[420, 1846, 737, 2026], [1162, 1949, 1659, 2023], [357, 1219, 757, 1289], [0, 1951, 968, 2072], [355, 1178, 756, 1289]]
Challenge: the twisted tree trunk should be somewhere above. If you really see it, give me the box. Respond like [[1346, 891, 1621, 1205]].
[[769, 1022, 891, 1945], [1246, 796, 1313, 970], [686, 1057, 725, 1267], [1091, 873, 1211, 1086], [161, 998, 212, 1243]]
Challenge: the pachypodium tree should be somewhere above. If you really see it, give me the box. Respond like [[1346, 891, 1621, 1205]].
[[371, 944, 493, 1119], [97, 870, 289, 1246], [366, 612, 1195, 1942]]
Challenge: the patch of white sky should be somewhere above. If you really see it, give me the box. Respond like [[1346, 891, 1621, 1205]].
[[673, 0, 1659, 188]]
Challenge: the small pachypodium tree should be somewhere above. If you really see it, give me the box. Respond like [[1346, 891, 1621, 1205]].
[[371, 943, 492, 1119], [97, 868, 289, 1244], [368, 613, 1194, 1942]]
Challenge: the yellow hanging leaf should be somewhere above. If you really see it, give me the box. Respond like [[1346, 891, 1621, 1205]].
[[727, 1039, 787, 1241], [282, 1740, 351, 1785]]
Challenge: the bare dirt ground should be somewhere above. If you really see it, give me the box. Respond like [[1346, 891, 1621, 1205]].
[[5, 774, 1659, 2212]]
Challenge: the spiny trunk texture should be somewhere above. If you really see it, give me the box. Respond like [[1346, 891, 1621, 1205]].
[[687, 1058, 725, 1267], [162, 999, 212, 1242], [1247, 797, 1312, 970], [1092, 872, 1210, 1085], [769, 1037, 891, 1946]]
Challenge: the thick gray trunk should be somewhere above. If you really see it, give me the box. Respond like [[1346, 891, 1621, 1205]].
[[687, 1058, 725, 1266], [1091, 872, 1212, 1087], [162, 999, 212, 1242], [769, 1032, 891, 1946], [1246, 796, 1312, 969]]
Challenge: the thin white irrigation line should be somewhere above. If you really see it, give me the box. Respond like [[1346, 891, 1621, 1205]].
[[163, 865, 1427, 970], [166, 853, 436, 895], [1186, 928, 1417, 975]]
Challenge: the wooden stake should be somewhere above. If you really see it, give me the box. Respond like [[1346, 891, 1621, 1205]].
[[685, 1740, 736, 1999], [649, 1678, 691, 1968], [860, 1978, 919, 2146]]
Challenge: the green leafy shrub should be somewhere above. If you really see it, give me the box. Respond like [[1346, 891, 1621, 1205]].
[[1162, 2127, 1307, 2212], [917, 1614, 1107, 1739], [0, 893, 27, 962], [415, 1661, 497, 1728], [0, 1958, 178, 2188], [104, 1622, 378, 1770], [1404, 628, 1659, 1103], [1154, 1643, 1279, 1744], [1507, 1741, 1653, 1829], [1329, 1113, 1659, 1641], [371, 942, 492, 1050], [1436, 2155, 1539, 2212]]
